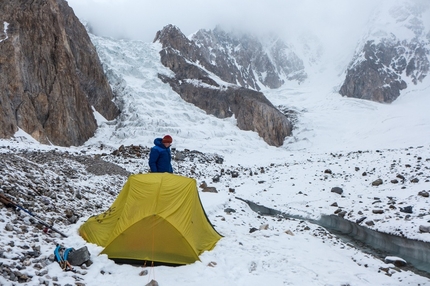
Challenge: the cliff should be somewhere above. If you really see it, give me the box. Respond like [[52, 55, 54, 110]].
[[0, 0, 119, 146]]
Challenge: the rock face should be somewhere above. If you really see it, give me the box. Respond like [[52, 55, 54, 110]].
[[154, 25, 292, 146], [191, 27, 306, 90], [0, 0, 120, 146], [339, 39, 428, 103], [339, 2, 429, 103]]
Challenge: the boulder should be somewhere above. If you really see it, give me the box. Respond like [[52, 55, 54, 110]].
[[331, 187, 343, 195], [371, 179, 383, 186], [384, 256, 407, 267]]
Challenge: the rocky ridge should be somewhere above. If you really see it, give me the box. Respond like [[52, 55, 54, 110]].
[[190, 27, 306, 90], [339, 1, 430, 103], [339, 38, 429, 103], [154, 25, 293, 147]]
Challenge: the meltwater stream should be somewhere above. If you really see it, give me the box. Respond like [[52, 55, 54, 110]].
[[236, 197, 430, 277]]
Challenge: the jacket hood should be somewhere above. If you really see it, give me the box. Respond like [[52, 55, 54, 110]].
[[154, 138, 167, 148]]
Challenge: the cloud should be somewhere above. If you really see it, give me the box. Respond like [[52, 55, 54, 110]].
[[66, 0, 379, 43]]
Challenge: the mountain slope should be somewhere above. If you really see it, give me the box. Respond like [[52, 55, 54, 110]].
[[339, 0, 430, 103], [154, 25, 293, 146], [191, 26, 306, 90], [0, 0, 119, 146], [83, 26, 430, 166]]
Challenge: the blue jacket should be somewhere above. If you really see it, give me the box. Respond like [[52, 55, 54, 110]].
[[148, 138, 173, 173]]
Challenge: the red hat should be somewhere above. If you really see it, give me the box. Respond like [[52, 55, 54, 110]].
[[162, 135, 173, 143]]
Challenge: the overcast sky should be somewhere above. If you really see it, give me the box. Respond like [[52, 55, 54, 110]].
[[66, 0, 380, 43]]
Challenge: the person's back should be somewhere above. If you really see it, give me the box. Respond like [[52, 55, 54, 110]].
[[148, 135, 173, 173]]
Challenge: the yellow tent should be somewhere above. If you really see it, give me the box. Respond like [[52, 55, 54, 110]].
[[79, 173, 222, 265]]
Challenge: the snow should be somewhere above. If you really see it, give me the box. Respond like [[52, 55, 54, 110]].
[[1, 4, 430, 286], [0, 21, 9, 43]]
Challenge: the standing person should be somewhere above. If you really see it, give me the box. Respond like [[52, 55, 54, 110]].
[[148, 135, 173, 173]]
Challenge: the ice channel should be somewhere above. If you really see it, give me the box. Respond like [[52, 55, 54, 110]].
[[236, 197, 430, 277]]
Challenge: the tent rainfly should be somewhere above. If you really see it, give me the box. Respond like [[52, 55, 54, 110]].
[[79, 173, 222, 265]]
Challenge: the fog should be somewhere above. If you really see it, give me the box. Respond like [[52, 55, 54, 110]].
[[66, 0, 379, 44]]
